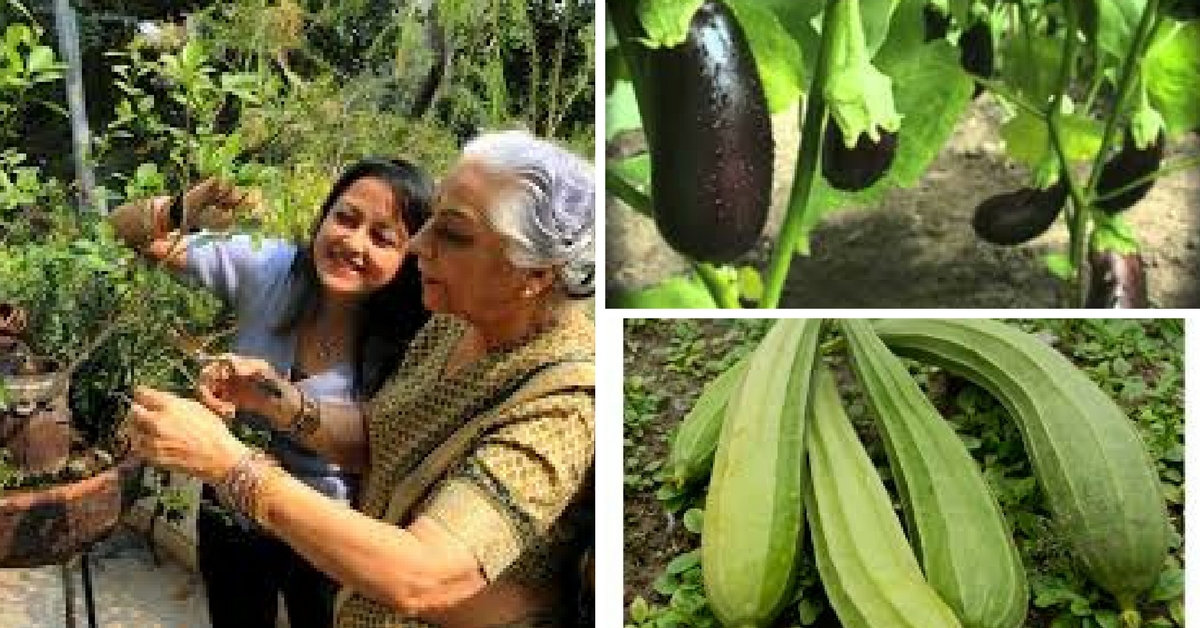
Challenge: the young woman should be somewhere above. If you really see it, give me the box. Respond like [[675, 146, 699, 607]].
[[109, 159, 434, 628]]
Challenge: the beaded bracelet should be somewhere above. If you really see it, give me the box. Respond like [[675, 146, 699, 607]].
[[215, 449, 276, 518]]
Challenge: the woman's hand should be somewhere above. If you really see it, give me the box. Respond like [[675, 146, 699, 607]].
[[197, 354, 297, 427], [180, 178, 259, 231], [125, 386, 250, 483]]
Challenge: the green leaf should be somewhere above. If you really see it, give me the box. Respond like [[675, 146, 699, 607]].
[[1093, 610, 1120, 628], [1169, 599, 1184, 626], [999, 111, 1105, 167], [24, 46, 56, 75], [1001, 34, 1065, 104], [1052, 613, 1082, 628], [1144, 20, 1200, 137], [1044, 252, 1076, 280], [736, 266, 764, 302], [1095, 0, 1148, 60], [611, 276, 719, 309], [630, 596, 651, 623], [797, 597, 824, 625], [607, 80, 643, 140], [665, 549, 700, 575], [725, 0, 804, 112], [1149, 566, 1184, 601], [1089, 214, 1140, 254], [682, 507, 704, 534], [637, 0, 705, 48]]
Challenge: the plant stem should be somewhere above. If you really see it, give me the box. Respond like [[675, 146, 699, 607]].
[[606, 170, 652, 217], [1043, 0, 1086, 287], [695, 263, 741, 309], [761, 0, 839, 308]]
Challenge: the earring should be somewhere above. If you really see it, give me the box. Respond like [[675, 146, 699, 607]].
[[523, 287, 534, 298]]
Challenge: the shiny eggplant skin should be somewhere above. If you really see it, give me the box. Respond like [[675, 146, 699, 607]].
[[1086, 251, 1148, 308], [821, 122, 897, 191], [1094, 128, 1165, 214], [645, 0, 773, 262], [971, 181, 1069, 245]]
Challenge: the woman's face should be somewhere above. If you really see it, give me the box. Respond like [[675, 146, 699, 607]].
[[312, 176, 410, 301], [409, 160, 544, 319]]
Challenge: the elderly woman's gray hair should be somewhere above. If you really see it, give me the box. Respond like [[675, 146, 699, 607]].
[[462, 130, 595, 298]]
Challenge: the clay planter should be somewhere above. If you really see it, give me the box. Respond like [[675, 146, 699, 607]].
[[0, 456, 144, 567], [1, 359, 72, 475]]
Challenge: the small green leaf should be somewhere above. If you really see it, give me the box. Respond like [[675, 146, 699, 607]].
[[1145, 20, 1200, 137], [725, 0, 804, 112], [611, 276, 719, 309], [736, 266, 764, 303], [1094, 610, 1120, 628], [682, 508, 704, 534], [637, 0, 705, 48], [630, 596, 651, 623], [666, 549, 700, 575], [1044, 252, 1076, 280], [1149, 566, 1184, 601], [797, 597, 824, 625]]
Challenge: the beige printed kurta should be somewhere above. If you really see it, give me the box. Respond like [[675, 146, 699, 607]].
[[334, 307, 594, 628]]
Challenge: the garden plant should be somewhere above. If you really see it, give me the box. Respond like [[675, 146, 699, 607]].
[[607, 0, 1200, 308]]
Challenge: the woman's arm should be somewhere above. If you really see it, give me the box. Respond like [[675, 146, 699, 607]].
[[107, 179, 250, 271], [126, 386, 486, 617], [255, 471, 488, 617], [107, 195, 189, 271]]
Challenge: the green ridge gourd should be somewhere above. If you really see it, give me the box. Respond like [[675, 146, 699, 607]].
[[805, 364, 964, 628], [667, 356, 749, 488], [701, 319, 822, 627], [842, 320, 1027, 628], [873, 319, 1170, 625]]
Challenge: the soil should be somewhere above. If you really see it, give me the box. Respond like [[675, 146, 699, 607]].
[[607, 98, 1200, 308]]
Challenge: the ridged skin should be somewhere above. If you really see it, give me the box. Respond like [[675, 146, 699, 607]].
[[701, 320, 822, 627], [667, 356, 749, 487], [805, 365, 964, 628], [843, 320, 1027, 628], [873, 319, 1170, 610], [646, 0, 773, 262]]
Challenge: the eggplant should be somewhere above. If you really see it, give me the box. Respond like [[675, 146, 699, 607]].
[[924, 4, 951, 41], [959, 20, 993, 98], [1094, 127, 1165, 214], [643, 0, 773, 262], [1086, 251, 1148, 308], [821, 122, 897, 191], [972, 180, 1069, 245]]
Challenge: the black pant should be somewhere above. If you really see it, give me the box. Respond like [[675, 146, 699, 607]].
[[197, 490, 337, 628]]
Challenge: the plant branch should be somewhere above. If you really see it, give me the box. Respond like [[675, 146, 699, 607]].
[[606, 169, 652, 217], [761, 0, 839, 308]]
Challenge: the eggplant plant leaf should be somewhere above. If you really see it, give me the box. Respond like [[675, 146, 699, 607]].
[[611, 275, 719, 308], [1094, 0, 1148, 60], [725, 0, 804, 112], [1144, 20, 1200, 137], [636, 0, 705, 48], [1000, 111, 1105, 167]]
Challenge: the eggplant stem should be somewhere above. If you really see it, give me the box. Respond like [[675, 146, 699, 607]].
[[761, 0, 841, 308]]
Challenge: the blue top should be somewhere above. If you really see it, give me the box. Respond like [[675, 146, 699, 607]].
[[183, 233, 358, 504]]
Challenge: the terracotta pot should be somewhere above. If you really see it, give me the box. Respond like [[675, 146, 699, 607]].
[[0, 456, 144, 567], [1, 363, 72, 475]]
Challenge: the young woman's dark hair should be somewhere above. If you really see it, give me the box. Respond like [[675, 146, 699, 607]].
[[278, 158, 434, 396]]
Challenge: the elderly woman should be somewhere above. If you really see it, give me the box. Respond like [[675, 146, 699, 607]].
[[124, 130, 595, 628]]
